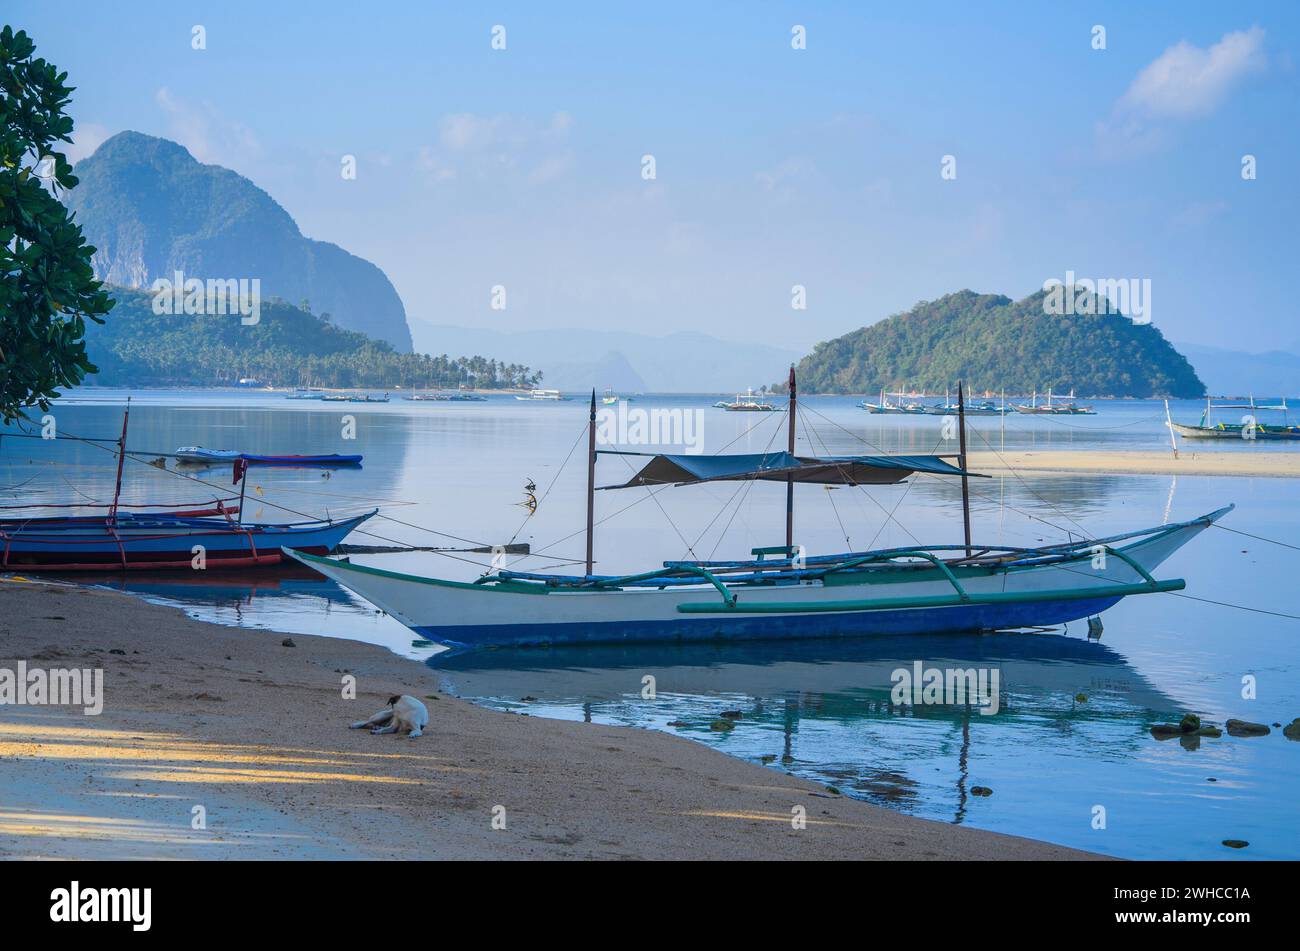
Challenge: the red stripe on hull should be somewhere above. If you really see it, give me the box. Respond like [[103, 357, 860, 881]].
[[1, 545, 331, 572]]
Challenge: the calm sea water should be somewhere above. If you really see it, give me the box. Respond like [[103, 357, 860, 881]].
[[4, 388, 1298, 859]]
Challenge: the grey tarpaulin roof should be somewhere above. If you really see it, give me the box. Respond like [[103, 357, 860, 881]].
[[597, 450, 984, 489]]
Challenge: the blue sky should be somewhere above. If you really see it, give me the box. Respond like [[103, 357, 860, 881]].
[[12, 1, 1299, 352]]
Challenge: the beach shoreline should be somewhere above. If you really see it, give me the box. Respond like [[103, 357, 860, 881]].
[[967, 449, 1300, 478], [0, 578, 1101, 861]]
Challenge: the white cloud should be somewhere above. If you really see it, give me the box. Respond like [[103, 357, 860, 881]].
[[527, 152, 575, 185], [755, 157, 813, 193], [155, 86, 263, 168], [417, 146, 457, 183], [1095, 28, 1265, 159], [421, 111, 575, 185], [1120, 27, 1266, 118], [439, 113, 507, 151]]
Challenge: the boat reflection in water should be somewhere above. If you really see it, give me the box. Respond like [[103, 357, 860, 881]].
[[82, 564, 415, 652], [432, 631, 1180, 832]]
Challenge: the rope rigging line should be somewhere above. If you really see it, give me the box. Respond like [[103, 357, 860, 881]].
[[710, 404, 789, 455], [530, 483, 674, 558], [706, 474, 761, 562], [30, 426, 518, 568], [798, 402, 893, 455], [614, 452, 698, 562], [1210, 523, 1300, 553], [505, 417, 588, 549], [963, 422, 1094, 540], [1167, 592, 1300, 621], [1018, 411, 1167, 431], [799, 412, 851, 550], [780, 400, 927, 548], [699, 395, 789, 560], [1044, 552, 1300, 624], [860, 438, 940, 552]]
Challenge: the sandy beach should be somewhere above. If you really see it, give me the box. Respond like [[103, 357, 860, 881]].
[[967, 449, 1300, 478], [0, 578, 1100, 861]]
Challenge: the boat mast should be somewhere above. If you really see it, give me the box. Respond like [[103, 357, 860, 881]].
[[585, 388, 597, 576], [786, 365, 796, 550], [109, 398, 131, 522], [957, 381, 972, 556]]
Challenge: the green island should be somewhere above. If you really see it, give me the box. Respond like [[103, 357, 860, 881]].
[[82, 287, 540, 390], [783, 290, 1206, 398]]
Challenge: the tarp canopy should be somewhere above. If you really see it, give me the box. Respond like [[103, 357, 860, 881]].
[[597, 451, 984, 489]]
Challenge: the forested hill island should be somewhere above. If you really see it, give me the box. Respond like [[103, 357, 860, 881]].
[[781, 290, 1206, 398], [63, 131, 538, 390], [84, 287, 541, 390]]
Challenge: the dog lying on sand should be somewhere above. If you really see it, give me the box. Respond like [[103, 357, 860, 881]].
[[351, 694, 429, 737]]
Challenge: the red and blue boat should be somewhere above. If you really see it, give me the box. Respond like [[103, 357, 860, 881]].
[[1, 403, 373, 571], [1, 506, 375, 571]]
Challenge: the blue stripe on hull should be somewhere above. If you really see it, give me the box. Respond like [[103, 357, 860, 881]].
[[4, 523, 357, 556], [415, 596, 1125, 649]]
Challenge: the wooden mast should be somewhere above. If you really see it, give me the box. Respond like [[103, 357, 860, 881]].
[[109, 398, 131, 521], [957, 381, 972, 556], [786, 365, 796, 551], [585, 388, 597, 576]]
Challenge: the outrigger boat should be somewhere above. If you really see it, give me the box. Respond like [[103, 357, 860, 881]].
[[923, 388, 1010, 417], [2, 509, 375, 571], [175, 447, 363, 467], [1171, 397, 1300, 441], [516, 389, 568, 401], [1, 403, 374, 571], [717, 388, 777, 412], [1015, 388, 1096, 416], [288, 375, 1227, 650], [861, 388, 930, 414]]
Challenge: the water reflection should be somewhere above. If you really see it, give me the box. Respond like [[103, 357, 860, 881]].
[[433, 632, 1180, 826]]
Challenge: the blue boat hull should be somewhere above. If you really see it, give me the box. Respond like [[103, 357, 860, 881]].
[[2, 511, 375, 571], [412, 595, 1125, 649]]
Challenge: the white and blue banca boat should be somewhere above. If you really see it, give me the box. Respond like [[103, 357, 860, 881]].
[[288, 372, 1229, 649]]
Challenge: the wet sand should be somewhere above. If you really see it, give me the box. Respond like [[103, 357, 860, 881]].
[[967, 450, 1300, 478], [0, 578, 1100, 860]]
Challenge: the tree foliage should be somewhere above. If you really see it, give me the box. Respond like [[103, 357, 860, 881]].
[[784, 290, 1205, 398], [0, 25, 114, 422], [84, 287, 540, 390]]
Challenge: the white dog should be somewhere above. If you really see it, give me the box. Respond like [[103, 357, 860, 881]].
[[351, 694, 429, 738]]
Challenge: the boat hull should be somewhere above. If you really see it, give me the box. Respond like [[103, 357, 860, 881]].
[[2, 511, 374, 572], [286, 509, 1221, 649], [406, 594, 1125, 648], [1171, 422, 1300, 440]]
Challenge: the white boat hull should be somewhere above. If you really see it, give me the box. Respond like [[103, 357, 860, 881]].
[[286, 510, 1223, 649]]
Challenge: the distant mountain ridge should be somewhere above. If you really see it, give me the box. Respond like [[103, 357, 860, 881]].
[[412, 323, 797, 392], [65, 131, 413, 352], [1175, 343, 1300, 398], [788, 290, 1205, 398]]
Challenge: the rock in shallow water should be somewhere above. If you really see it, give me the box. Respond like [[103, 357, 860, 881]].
[[1225, 719, 1270, 737]]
